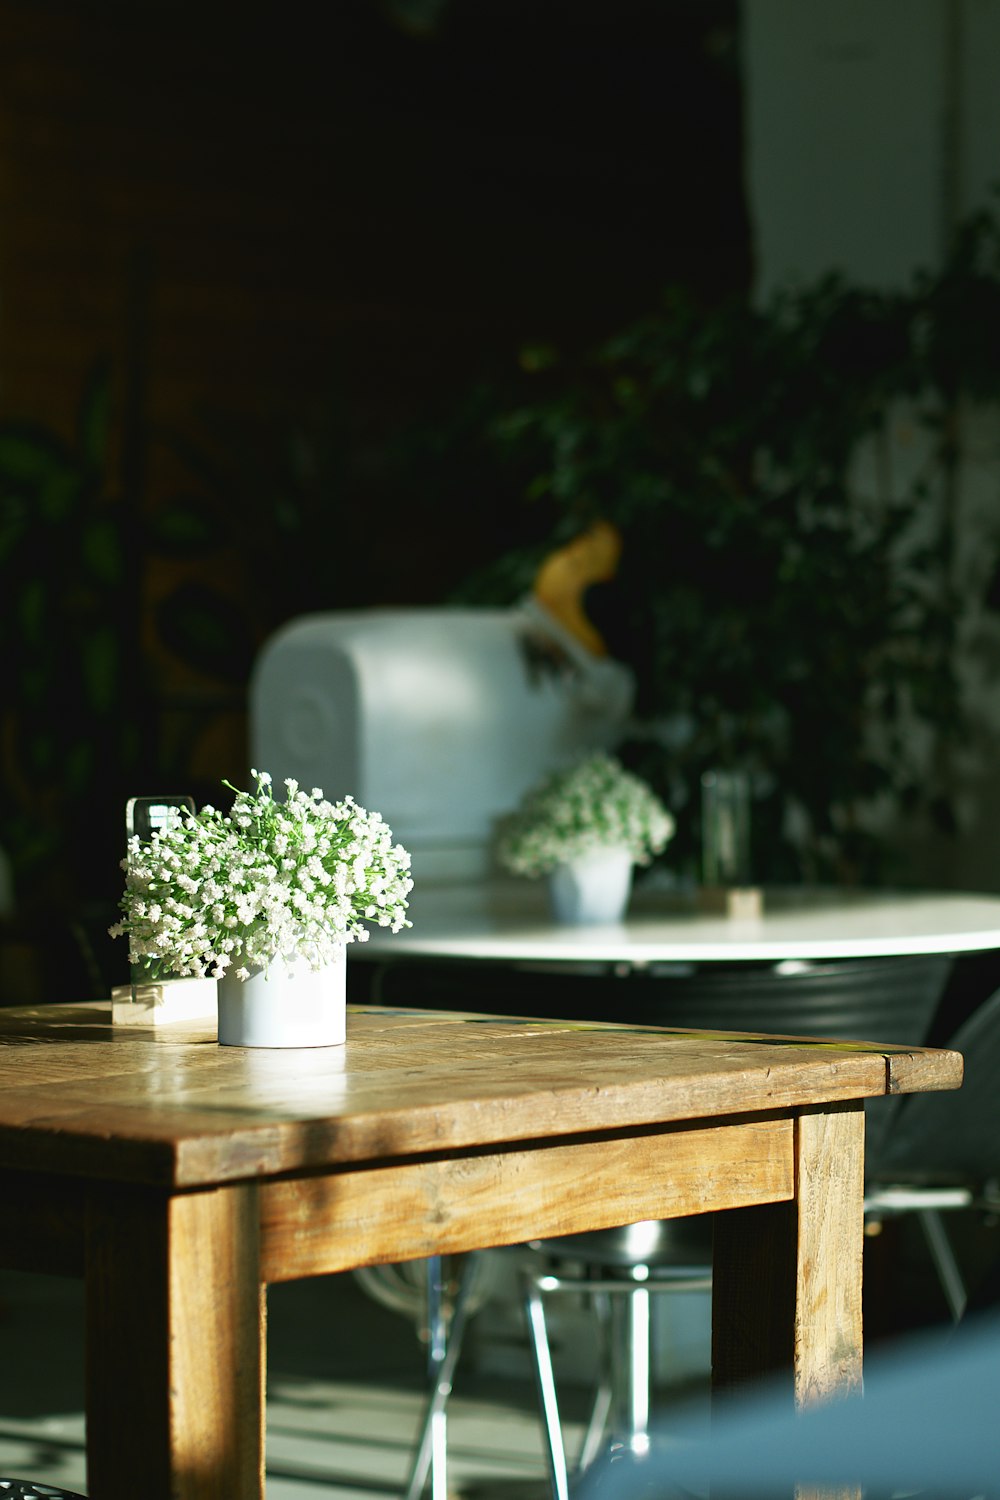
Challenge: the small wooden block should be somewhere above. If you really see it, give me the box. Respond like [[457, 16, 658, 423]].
[[111, 977, 218, 1026], [698, 885, 764, 919]]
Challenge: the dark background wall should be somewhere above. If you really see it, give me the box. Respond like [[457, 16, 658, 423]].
[[1, 0, 746, 545], [0, 0, 747, 991]]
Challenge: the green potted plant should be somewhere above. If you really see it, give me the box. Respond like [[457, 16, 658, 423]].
[[109, 770, 413, 1046], [454, 203, 1000, 887], [497, 751, 675, 924]]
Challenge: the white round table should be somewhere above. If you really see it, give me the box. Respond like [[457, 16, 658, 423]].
[[360, 881, 1000, 966], [356, 882, 1000, 1062]]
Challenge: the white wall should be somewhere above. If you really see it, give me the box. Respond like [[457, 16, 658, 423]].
[[744, 0, 948, 294], [742, 0, 1000, 890], [743, 0, 1000, 295]]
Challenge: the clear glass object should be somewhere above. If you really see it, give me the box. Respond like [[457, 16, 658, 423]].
[[700, 769, 752, 886], [125, 795, 195, 843], [124, 795, 196, 995]]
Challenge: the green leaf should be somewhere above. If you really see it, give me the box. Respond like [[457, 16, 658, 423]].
[[81, 625, 120, 713], [38, 469, 83, 523], [63, 738, 95, 794], [81, 516, 124, 584], [18, 666, 47, 705], [0, 427, 74, 489], [17, 579, 46, 647], [0, 494, 28, 558], [24, 729, 55, 774], [154, 582, 255, 684], [145, 495, 225, 557], [77, 362, 112, 468]]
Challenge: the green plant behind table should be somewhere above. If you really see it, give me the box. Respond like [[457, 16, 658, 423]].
[[458, 208, 1000, 884], [0, 366, 145, 912], [0, 368, 254, 925]]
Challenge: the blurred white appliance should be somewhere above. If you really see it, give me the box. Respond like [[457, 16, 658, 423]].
[[249, 603, 634, 883]]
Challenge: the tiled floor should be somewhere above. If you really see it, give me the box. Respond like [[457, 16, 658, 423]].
[[0, 1259, 710, 1498], [2, 1224, 983, 1498]]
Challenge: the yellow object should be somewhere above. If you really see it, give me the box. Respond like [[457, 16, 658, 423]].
[[532, 520, 623, 656]]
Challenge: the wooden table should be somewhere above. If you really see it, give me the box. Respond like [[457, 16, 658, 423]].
[[0, 1002, 962, 1500]]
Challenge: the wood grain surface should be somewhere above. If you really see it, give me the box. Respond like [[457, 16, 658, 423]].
[[711, 1102, 865, 1405], [260, 1114, 794, 1280], [85, 1179, 264, 1499], [0, 1003, 963, 1187]]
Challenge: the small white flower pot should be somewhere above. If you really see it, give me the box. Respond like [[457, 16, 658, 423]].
[[548, 846, 634, 925], [217, 948, 347, 1048]]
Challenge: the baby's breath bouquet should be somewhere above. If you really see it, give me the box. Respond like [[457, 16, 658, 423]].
[[109, 771, 412, 981], [497, 752, 674, 877]]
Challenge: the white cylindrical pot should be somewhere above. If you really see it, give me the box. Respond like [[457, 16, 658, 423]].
[[548, 846, 634, 925], [217, 947, 347, 1047]]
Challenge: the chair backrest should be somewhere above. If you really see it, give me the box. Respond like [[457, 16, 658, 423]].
[[871, 983, 1000, 1184], [626, 955, 953, 1047], [622, 954, 954, 1164]]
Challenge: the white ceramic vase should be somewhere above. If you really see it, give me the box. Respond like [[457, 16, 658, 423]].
[[548, 846, 634, 925], [216, 947, 347, 1048]]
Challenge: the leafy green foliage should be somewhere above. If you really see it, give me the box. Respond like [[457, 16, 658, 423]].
[[154, 582, 256, 686], [0, 371, 141, 910], [459, 213, 1000, 884], [0, 367, 258, 918]]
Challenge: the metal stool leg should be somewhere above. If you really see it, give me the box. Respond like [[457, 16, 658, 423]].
[[612, 1268, 651, 1456], [524, 1273, 571, 1500], [577, 1277, 613, 1472], [404, 1253, 481, 1500], [523, 1258, 712, 1498], [919, 1207, 968, 1322]]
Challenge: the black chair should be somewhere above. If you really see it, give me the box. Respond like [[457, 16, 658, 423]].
[[864, 982, 1000, 1321], [618, 952, 954, 1160], [519, 951, 954, 1494]]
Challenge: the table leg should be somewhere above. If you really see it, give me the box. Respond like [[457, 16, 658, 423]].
[[85, 1181, 264, 1500], [712, 1102, 865, 1406]]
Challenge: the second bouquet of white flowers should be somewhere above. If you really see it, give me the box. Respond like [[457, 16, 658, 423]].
[[497, 751, 674, 879], [110, 770, 413, 983]]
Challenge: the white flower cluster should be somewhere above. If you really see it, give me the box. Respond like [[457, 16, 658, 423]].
[[497, 752, 674, 878], [109, 771, 413, 981]]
